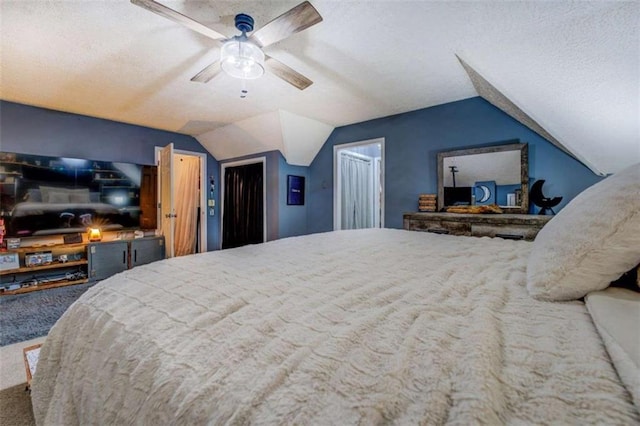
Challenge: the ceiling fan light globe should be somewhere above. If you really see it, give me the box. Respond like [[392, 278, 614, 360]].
[[220, 39, 265, 80]]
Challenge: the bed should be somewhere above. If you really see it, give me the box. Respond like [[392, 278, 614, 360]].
[[31, 164, 640, 424]]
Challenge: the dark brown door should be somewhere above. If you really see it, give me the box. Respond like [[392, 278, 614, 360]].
[[222, 162, 263, 249], [139, 165, 157, 229]]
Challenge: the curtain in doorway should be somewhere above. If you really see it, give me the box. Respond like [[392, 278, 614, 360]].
[[341, 153, 373, 229], [223, 162, 264, 249], [174, 155, 200, 257]]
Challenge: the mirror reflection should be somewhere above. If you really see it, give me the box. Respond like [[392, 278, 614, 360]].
[[0, 152, 157, 238], [437, 143, 528, 213]]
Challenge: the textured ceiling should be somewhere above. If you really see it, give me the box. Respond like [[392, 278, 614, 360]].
[[0, 1, 638, 171]]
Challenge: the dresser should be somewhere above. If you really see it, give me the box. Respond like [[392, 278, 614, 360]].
[[403, 212, 552, 241]]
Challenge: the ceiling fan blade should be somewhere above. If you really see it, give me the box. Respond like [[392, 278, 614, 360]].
[[131, 0, 226, 41], [191, 61, 222, 83], [265, 56, 313, 90], [250, 1, 322, 48]]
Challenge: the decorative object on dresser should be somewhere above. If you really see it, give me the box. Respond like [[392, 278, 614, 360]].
[[403, 212, 551, 241], [437, 143, 528, 213], [418, 194, 437, 212], [473, 180, 496, 205], [530, 179, 563, 215]]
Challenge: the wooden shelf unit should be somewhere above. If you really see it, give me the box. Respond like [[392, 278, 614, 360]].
[[0, 259, 88, 275], [0, 242, 89, 295], [1, 278, 89, 296]]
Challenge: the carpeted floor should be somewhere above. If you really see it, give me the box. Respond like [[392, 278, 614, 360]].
[[0, 281, 96, 347], [0, 384, 35, 426]]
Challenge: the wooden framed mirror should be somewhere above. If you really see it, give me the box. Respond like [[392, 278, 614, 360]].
[[437, 143, 528, 214]]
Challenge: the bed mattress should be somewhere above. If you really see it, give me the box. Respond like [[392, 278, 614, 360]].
[[31, 229, 638, 424]]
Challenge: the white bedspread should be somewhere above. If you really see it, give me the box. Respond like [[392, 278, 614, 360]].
[[32, 229, 638, 424]]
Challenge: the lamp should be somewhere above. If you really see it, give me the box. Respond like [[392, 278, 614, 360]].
[[220, 38, 264, 80], [88, 227, 102, 242], [220, 13, 264, 80]]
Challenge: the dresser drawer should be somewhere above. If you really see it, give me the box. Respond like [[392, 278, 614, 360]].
[[404, 212, 551, 240], [407, 218, 471, 236], [471, 224, 540, 241]]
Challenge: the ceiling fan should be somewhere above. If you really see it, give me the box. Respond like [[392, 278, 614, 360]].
[[131, 0, 322, 90]]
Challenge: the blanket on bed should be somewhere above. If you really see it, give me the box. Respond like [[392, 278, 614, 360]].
[[32, 229, 638, 424]]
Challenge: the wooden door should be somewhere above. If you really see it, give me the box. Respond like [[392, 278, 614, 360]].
[[139, 165, 157, 229], [159, 143, 175, 258]]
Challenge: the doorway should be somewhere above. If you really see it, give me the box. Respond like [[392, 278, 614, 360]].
[[156, 145, 207, 258], [220, 157, 266, 249], [334, 138, 384, 230]]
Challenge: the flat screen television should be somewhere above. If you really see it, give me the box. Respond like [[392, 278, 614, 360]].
[[0, 152, 157, 238]]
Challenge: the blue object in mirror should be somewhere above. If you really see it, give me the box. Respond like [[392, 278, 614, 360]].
[[474, 180, 496, 205]]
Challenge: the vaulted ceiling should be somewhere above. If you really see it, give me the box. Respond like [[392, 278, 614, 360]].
[[1, 1, 637, 173]]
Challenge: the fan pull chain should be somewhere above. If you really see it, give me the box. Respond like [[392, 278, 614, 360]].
[[240, 79, 248, 99]]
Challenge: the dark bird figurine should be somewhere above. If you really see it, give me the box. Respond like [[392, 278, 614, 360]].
[[530, 180, 562, 215]]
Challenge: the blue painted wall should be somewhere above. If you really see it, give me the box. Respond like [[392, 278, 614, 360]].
[[279, 154, 308, 239], [307, 97, 603, 233], [0, 101, 220, 250]]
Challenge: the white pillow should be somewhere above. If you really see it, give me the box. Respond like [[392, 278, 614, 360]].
[[527, 163, 640, 301], [68, 188, 90, 203], [47, 191, 70, 203]]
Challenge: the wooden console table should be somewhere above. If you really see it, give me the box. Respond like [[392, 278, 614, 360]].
[[403, 212, 552, 241]]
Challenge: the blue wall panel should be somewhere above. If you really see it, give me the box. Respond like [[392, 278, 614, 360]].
[[308, 97, 602, 233]]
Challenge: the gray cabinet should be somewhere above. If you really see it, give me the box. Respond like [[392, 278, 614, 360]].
[[130, 236, 165, 268], [88, 241, 128, 281], [88, 236, 165, 282]]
